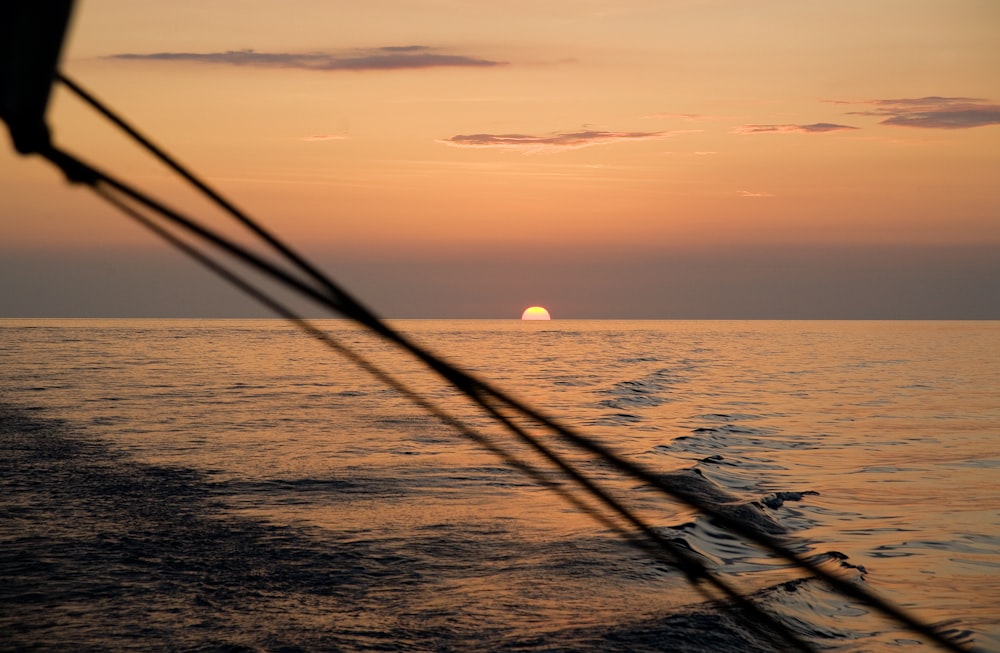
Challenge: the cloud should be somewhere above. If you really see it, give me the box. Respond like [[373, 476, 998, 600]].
[[438, 130, 693, 153], [300, 134, 347, 142], [736, 190, 775, 198], [839, 97, 1000, 129], [109, 46, 506, 71], [732, 122, 859, 134], [644, 112, 709, 120]]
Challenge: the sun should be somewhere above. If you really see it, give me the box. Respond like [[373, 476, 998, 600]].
[[520, 306, 551, 320]]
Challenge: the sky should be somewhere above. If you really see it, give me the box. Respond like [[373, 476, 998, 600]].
[[2, 0, 999, 319]]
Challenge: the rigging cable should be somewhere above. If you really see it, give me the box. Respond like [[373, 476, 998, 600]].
[[19, 74, 968, 653], [90, 178, 817, 653]]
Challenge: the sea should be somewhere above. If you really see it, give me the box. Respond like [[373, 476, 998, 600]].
[[1, 319, 998, 652]]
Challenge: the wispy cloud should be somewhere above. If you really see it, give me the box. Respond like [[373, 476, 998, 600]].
[[438, 130, 694, 153], [732, 122, 859, 134], [836, 97, 1000, 129], [736, 190, 775, 198], [108, 46, 506, 71], [644, 112, 710, 121], [299, 134, 347, 142]]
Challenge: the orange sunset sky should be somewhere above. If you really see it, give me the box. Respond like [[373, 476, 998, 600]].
[[2, 0, 999, 318]]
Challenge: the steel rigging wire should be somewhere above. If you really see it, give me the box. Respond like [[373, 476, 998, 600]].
[[0, 6, 969, 646], [36, 72, 967, 653], [90, 179, 816, 653]]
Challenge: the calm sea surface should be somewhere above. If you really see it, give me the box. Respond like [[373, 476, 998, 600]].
[[1, 319, 998, 652]]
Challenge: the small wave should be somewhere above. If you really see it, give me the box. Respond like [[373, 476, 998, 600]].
[[589, 412, 645, 426], [761, 491, 820, 510], [592, 369, 681, 420], [597, 395, 665, 410], [653, 469, 791, 537], [695, 412, 766, 422], [691, 424, 773, 435]]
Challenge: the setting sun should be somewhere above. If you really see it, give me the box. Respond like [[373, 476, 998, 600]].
[[520, 306, 551, 320]]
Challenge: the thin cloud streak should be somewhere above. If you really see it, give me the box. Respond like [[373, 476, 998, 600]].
[[733, 123, 859, 134], [300, 134, 347, 142], [643, 112, 712, 121], [108, 46, 507, 71], [439, 130, 696, 153], [838, 97, 1000, 129]]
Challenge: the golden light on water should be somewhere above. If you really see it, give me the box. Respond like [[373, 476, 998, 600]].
[[521, 306, 551, 320]]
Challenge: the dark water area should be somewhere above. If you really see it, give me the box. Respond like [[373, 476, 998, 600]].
[[1, 319, 998, 651], [1, 404, 796, 652]]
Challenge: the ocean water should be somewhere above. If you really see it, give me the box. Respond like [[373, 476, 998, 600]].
[[1, 319, 998, 652]]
